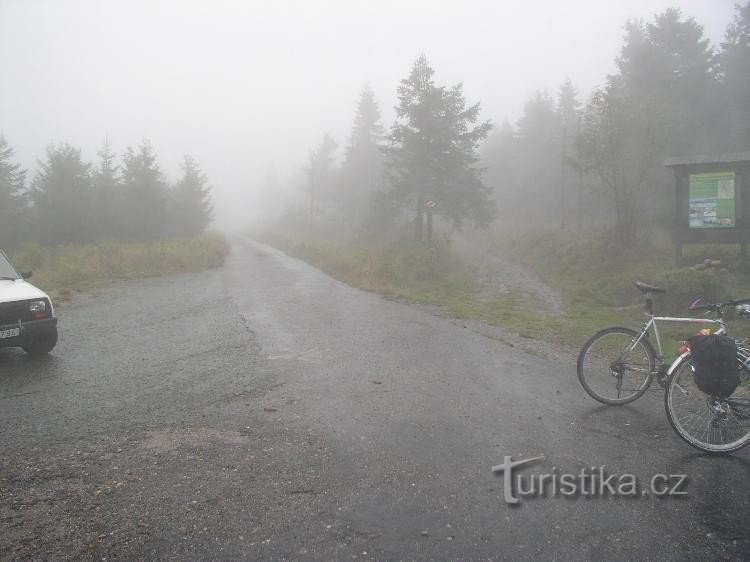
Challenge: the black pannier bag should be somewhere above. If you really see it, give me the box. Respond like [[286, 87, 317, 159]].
[[687, 334, 740, 398]]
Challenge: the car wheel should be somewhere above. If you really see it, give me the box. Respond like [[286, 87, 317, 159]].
[[23, 329, 58, 356]]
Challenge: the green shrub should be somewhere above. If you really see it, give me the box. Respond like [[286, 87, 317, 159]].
[[652, 268, 727, 314]]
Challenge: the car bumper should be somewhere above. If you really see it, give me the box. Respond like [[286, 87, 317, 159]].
[[0, 317, 58, 349]]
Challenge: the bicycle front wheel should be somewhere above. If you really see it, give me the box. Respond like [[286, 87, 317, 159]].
[[665, 358, 750, 453], [577, 327, 655, 405]]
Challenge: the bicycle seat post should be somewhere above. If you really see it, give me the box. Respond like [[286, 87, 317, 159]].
[[634, 281, 665, 317], [645, 291, 654, 317]]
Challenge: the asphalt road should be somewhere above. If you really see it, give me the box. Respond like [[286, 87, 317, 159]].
[[1, 237, 748, 560]]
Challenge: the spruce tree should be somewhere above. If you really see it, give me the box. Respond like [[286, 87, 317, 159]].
[[92, 138, 122, 240], [121, 140, 168, 240], [31, 143, 92, 244], [170, 155, 213, 236], [340, 85, 385, 227], [384, 55, 493, 242]]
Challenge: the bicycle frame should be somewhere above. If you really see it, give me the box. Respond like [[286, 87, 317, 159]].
[[640, 315, 726, 359], [624, 314, 726, 378]]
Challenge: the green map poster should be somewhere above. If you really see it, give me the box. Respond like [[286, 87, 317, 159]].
[[688, 172, 736, 228]]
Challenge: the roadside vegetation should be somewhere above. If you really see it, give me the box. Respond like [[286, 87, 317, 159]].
[[505, 229, 750, 351], [266, 232, 476, 303], [9, 232, 229, 300], [267, 227, 750, 358]]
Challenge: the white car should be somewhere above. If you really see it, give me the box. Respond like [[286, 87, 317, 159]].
[[0, 249, 58, 355]]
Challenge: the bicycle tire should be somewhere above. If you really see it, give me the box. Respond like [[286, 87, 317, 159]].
[[577, 327, 656, 405], [664, 357, 750, 453]]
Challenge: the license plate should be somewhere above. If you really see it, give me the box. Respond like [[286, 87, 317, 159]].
[[0, 327, 20, 339]]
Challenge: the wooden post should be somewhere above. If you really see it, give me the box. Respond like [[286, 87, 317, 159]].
[[737, 167, 747, 274], [674, 169, 684, 267]]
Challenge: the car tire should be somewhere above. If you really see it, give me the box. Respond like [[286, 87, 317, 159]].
[[23, 328, 58, 356]]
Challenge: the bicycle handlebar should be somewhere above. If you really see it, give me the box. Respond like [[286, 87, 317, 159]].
[[688, 297, 750, 313]]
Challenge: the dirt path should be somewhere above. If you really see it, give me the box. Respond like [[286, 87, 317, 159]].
[[474, 255, 564, 313]]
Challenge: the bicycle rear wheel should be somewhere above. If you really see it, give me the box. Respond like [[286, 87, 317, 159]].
[[665, 358, 750, 453], [577, 327, 655, 405]]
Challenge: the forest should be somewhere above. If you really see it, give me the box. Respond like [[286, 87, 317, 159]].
[[0, 138, 213, 249], [1, 5, 748, 264], [270, 5, 750, 253]]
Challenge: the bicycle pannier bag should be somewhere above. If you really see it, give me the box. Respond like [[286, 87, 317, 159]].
[[687, 334, 740, 398]]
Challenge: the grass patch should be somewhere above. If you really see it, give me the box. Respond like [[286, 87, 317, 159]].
[[9, 232, 229, 298], [507, 229, 750, 354], [266, 233, 478, 305]]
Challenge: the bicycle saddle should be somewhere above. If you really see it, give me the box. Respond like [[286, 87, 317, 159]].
[[634, 281, 666, 294]]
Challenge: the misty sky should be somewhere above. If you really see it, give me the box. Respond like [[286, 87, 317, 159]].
[[0, 0, 739, 228]]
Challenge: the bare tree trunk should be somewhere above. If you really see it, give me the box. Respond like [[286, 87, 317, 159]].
[[415, 192, 424, 243], [560, 126, 567, 230], [613, 187, 637, 249]]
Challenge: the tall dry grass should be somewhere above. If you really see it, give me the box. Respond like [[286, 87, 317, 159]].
[[9, 232, 229, 298]]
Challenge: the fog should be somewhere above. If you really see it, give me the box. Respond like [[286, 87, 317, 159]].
[[0, 0, 736, 230]]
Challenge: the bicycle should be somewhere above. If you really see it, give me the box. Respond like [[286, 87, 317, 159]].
[[577, 281, 750, 453]]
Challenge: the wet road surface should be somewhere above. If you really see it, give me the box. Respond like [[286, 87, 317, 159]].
[[1, 237, 748, 559]]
